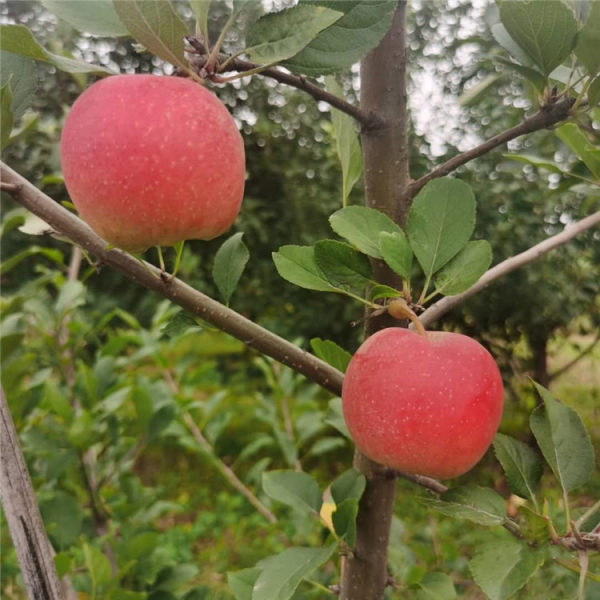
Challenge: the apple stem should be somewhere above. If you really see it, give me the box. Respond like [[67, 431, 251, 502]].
[[387, 299, 427, 336]]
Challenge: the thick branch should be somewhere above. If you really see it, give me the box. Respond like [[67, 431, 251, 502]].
[[185, 38, 380, 130], [340, 3, 409, 599], [418, 211, 600, 328], [0, 387, 65, 600], [0, 162, 344, 397], [549, 333, 600, 382], [409, 96, 575, 198]]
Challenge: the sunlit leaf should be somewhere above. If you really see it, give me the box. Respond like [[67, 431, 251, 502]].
[[246, 4, 342, 64], [498, 0, 578, 75], [113, 0, 190, 72]]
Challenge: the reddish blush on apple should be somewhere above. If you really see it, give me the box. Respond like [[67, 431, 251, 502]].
[[60, 74, 245, 252], [342, 326, 504, 479]]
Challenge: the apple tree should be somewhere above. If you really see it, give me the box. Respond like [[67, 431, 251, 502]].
[[1, 1, 599, 600]]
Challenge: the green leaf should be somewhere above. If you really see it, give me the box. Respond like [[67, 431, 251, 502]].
[[325, 76, 362, 206], [529, 382, 595, 492], [253, 545, 336, 600], [212, 232, 249, 305], [307, 436, 346, 457], [83, 543, 113, 589], [310, 338, 351, 372], [406, 177, 476, 278], [125, 532, 159, 559], [469, 537, 545, 600], [155, 564, 199, 591], [228, 568, 261, 600], [332, 499, 359, 546], [272, 245, 337, 292], [519, 506, 550, 544], [161, 311, 202, 338], [370, 284, 403, 302], [262, 470, 322, 514], [55, 280, 86, 314], [330, 468, 366, 505], [112, 0, 190, 72], [588, 74, 600, 107], [575, 0, 600, 74], [491, 23, 535, 67], [314, 239, 372, 288], [379, 230, 413, 280], [493, 433, 543, 500], [189, 0, 211, 44], [555, 122, 600, 178], [148, 404, 176, 440], [325, 397, 351, 439], [246, 4, 342, 65], [502, 153, 564, 174], [425, 484, 507, 526], [0, 24, 115, 74], [329, 205, 403, 259], [0, 51, 37, 120], [415, 572, 457, 600], [284, 1, 396, 76], [494, 56, 546, 93], [433, 240, 492, 296], [498, 0, 578, 75], [41, 0, 128, 36], [459, 72, 504, 107], [0, 245, 63, 275], [40, 492, 83, 548], [54, 553, 72, 578], [0, 81, 13, 150]]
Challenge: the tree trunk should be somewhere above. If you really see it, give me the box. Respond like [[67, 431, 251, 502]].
[[0, 387, 66, 600], [340, 2, 410, 598], [531, 333, 549, 387]]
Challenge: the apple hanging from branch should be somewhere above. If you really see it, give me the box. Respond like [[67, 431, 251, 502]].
[[60, 74, 245, 253], [342, 301, 504, 479]]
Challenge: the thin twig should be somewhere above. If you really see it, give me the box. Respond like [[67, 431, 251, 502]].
[[418, 211, 600, 328], [182, 412, 277, 524], [549, 333, 600, 382], [185, 37, 380, 130], [408, 96, 575, 198], [162, 369, 277, 524]]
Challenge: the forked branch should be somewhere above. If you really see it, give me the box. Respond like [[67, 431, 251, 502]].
[[185, 37, 381, 130], [409, 96, 575, 198]]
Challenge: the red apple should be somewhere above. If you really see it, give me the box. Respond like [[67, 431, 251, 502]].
[[342, 328, 504, 479], [60, 74, 245, 252]]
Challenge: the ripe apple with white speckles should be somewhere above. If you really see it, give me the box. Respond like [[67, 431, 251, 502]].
[[60, 74, 245, 252], [342, 328, 504, 479]]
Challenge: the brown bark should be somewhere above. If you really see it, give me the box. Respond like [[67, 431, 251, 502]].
[[340, 3, 410, 598]]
